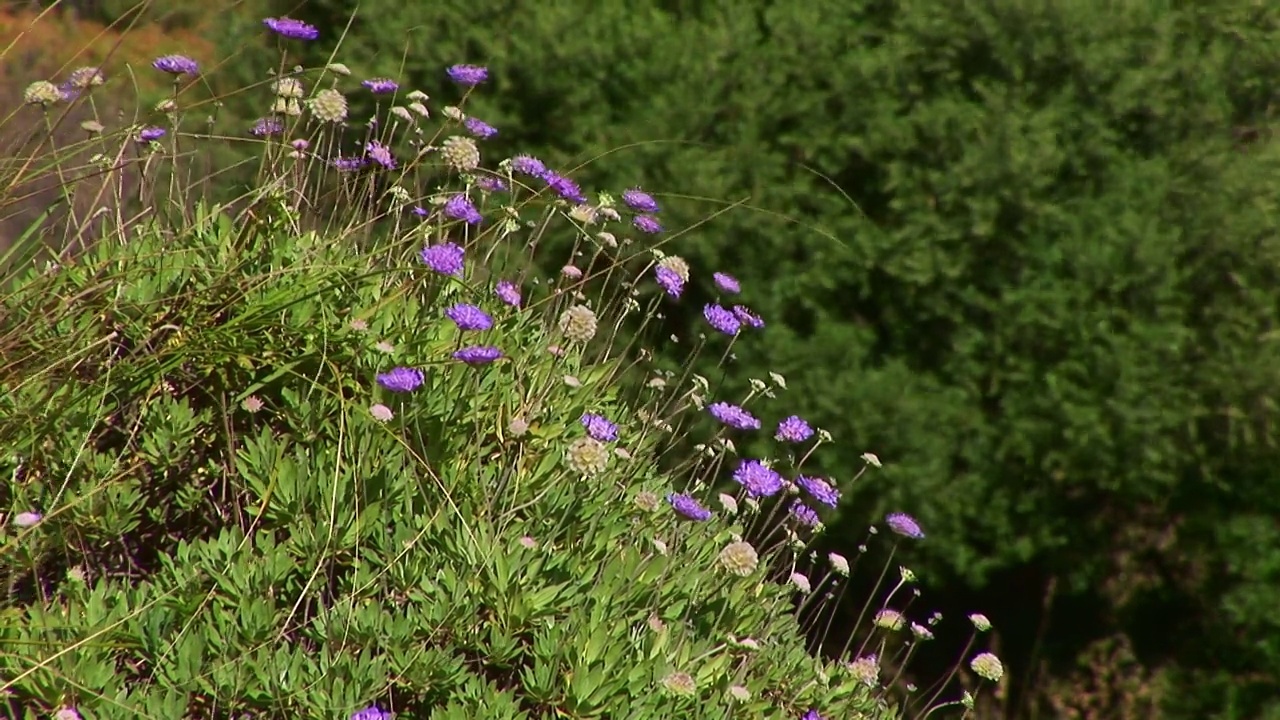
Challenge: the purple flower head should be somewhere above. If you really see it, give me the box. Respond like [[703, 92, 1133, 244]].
[[454, 345, 503, 365], [350, 706, 393, 720], [444, 194, 483, 224], [802, 711, 825, 720], [477, 176, 507, 192], [153, 54, 198, 76], [448, 64, 489, 86], [580, 413, 619, 442], [290, 138, 309, 152], [796, 475, 840, 508], [732, 304, 764, 329], [251, 117, 283, 137], [263, 17, 319, 40], [419, 241, 465, 277], [790, 501, 821, 527], [703, 304, 741, 335], [776, 415, 814, 443], [622, 187, 659, 213], [733, 459, 784, 498], [494, 280, 521, 307], [445, 303, 493, 331], [713, 272, 740, 294], [365, 141, 397, 169], [708, 402, 761, 430], [412, 206, 430, 217], [511, 154, 547, 177], [543, 172, 586, 203], [333, 156, 367, 172], [667, 493, 712, 521], [886, 512, 925, 539], [655, 267, 684, 298], [633, 215, 662, 234], [465, 117, 498, 139], [362, 78, 399, 94], [377, 367, 424, 393], [136, 127, 166, 143]]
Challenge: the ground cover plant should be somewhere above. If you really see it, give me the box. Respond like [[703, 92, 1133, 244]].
[[0, 9, 1004, 719]]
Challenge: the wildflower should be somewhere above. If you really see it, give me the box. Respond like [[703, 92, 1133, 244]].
[[657, 255, 690, 282], [732, 459, 784, 498], [718, 493, 739, 514], [391, 105, 413, 122], [708, 402, 760, 430], [67, 66, 105, 90], [885, 512, 924, 539], [409, 101, 430, 117], [580, 413, 618, 442], [732, 304, 764, 329], [507, 417, 529, 438], [453, 346, 503, 365], [828, 552, 849, 576], [370, 404, 394, 422], [136, 127, 166, 143], [349, 706, 392, 720], [634, 491, 660, 512], [558, 305, 598, 343], [251, 117, 283, 136], [241, 396, 265, 413], [494, 280, 521, 307], [53, 708, 81, 720], [728, 686, 751, 702], [796, 476, 840, 508], [667, 493, 712, 521], [464, 116, 497, 139], [861, 452, 882, 467], [333, 157, 366, 171], [365, 141, 397, 170], [790, 572, 812, 593], [376, 367, 424, 393], [309, 88, 348, 123], [703, 304, 741, 335], [789, 501, 820, 527], [153, 54, 199, 76], [444, 194, 482, 224], [561, 265, 583, 279], [622, 187, 659, 213], [633, 214, 662, 233], [718, 541, 759, 576], [776, 415, 814, 443], [362, 78, 399, 94], [900, 566, 917, 583], [445, 303, 493, 331], [511, 154, 547, 176], [441, 136, 481, 171], [326, 62, 352, 76], [80, 120, 104, 134], [802, 711, 825, 720], [566, 437, 609, 476], [349, 318, 368, 332], [970, 652, 1004, 683], [661, 671, 696, 696], [874, 609, 905, 631], [713, 272, 740, 294], [12, 512, 41, 528], [848, 654, 880, 686], [544, 171, 586, 203], [263, 16, 318, 40], [477, 176, 506, 192], [419, 242, 465, 276], [448, 64, 489, 85], [911, 623, 934, 640], [272, 77, 305, 99], [655, 266, 684, 297], [518, 535, 537, 549], [969, 613, 992, 632]]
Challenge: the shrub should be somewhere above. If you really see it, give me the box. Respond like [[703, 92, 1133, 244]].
[[0, 11, 1000, 719]]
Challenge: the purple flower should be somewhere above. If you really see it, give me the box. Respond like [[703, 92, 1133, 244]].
[[448, 64, 489, 86], [713, 272, 740, 294], [465, 117, 497, 139], [886, 512, 924, 539], [543, 172, 586, 203], [263, 17, 319, 40], [633, 215, 662, 234], [251, 117, 283, 136], [445, 303, 493, 331], [667, 493, 712, 521], [732, 304, 764, 329], [733, 459, 784, 498], [790, 501, 820, 527], [581, 413, 619, 442], [350, 706, 392, 720], [494, 280, 521, 307], [622, 187, 659, 213], [152, 54, 198, 76], [444, 194, 483, 224], [708, 402, 760, 430], [419, 241, 465, 276], [703, 304, 741, 335], [291, 138, 309, 152], [477, 176, 507, 192], [136, 127, 166, 142], [12, 511, 41, 528], [454, 345, 503, 365], [776, 415, 813, 443], [796, 476, 840, 508], [511, 155, 547, 177], [362, 78, 399, 94], [377, 367, 424, 393], [333, 156, 367, 172], [801, 711, 825, 720], [365, 141, 396, 169], [655, 267, 683, 298]]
